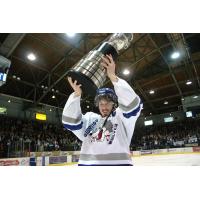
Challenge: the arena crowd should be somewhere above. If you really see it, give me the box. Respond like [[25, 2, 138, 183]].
[[0, 115, 199, 158]]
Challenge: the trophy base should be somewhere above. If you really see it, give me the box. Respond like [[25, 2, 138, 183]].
[[67, 70, 98, 96]]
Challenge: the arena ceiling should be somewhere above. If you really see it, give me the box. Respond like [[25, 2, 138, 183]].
[[0, 33, 200, 116]]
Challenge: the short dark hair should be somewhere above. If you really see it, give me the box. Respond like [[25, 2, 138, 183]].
[[97, 95, 114, 104], [94, 94, 118, 108]]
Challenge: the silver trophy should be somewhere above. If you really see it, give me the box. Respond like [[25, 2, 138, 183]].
[[67, 33, 133, 96]]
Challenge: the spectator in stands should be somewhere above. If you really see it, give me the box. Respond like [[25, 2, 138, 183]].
[[0, 115, 200, 158]]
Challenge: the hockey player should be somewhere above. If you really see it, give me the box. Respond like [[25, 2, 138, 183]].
[[62, 54, 142, 166]]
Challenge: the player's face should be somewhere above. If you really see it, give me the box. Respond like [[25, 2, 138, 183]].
[[98, 99, 114, 117]]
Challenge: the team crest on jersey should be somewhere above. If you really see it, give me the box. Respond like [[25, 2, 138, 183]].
[[89, 120, 118, 144]]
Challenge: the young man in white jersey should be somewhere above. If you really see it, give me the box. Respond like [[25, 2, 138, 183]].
[[62, 54, 142, 166]]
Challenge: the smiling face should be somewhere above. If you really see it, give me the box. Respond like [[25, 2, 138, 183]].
[[98, 98, 114, 117]]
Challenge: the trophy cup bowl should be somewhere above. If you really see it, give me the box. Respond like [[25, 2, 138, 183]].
[[67, 33, 133, 96]]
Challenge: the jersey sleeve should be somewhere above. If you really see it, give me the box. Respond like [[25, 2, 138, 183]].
[[113, 78, 143, 143], [112, 77, 142, 116], [62, 92, 86, 141]]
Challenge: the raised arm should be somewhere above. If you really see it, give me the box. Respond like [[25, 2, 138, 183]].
[[101, 54, 141, 110], [62, 77, 84, 141]]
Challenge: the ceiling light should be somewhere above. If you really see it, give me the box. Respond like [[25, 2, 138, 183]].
[[87, 105, 90, 108], [193, 96, 198, 99], [149, 90, 155, 94], [49, 109, 52, 112], [164, 101, 168, 105], [123, 69, 130, 75], [66, 33, 76, 37], [17, 77, 20, 80], [52, 95, 55, 99], [8, 100, 11, 103], [41, 85, 44, 89], [171, 51, 180, 59], [186, 80, 192, 85], [27, 53, 36, 61]]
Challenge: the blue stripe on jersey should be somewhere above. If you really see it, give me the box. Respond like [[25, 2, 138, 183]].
[[123, 103, 142, 118], [78, 164, 133, 166], [112, 111, 116, 117], [63, 121, 83, 131]]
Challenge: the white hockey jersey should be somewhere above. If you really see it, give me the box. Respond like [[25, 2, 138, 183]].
[[62, 77, 142, 166]]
